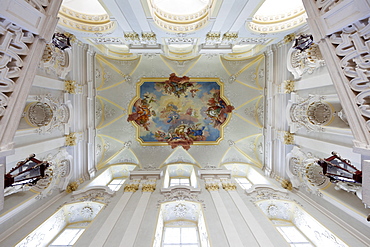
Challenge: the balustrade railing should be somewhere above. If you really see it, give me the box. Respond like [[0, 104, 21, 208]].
[[0, 0, 63, 154], [302, 0, 370, 206]]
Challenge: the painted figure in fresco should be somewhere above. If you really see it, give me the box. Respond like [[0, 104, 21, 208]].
[[160, 103, 180, 124], [167, 124, 194, 151], [155, 73, 198, 98], [187, 125, 206, 139], [206, 90, 235, 128], [127, 98, 152, 131], [128, 74, 234, 150]]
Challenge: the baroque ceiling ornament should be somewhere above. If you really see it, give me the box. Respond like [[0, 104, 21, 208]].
[[287, 94, 333, 133], [159, 187, 204, 206], [287, 36, 325, 80], [26, 94, 70, 135]]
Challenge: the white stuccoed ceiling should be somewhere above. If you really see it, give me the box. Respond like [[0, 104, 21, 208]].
[[95, 53, 265, 169], [59, 0, 307, 52], [58, 0, 307, 169]]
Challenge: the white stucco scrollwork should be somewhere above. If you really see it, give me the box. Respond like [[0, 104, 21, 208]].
[[287, 42, 325, 79], [287, 93, 333, 133]]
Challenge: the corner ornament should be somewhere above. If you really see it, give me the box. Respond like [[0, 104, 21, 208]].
[[284, 132, 294, 145], [65, 133, 76, 146], [64, 80, 76, 94], [284, 80, 295, 94]]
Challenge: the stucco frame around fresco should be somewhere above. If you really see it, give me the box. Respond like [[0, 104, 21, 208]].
[[127, 75, 234, 150]]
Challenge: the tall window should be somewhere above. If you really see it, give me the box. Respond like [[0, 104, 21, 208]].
[[153, 200, 210, 247], [163, 227, 199, 246], [255, 199, 347, 247], [84, 164, 135, 190], [49, 225, 86, 246], [273, 220, 313, 247], [16, 201, 104, 247], [223, 163, 271, 190], [163, 164, 197, 189]]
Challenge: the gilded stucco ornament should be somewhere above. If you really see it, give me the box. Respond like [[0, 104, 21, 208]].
[[281, 179, 293, 191], [284, 132, 294, 145], [124, 183, 140, 192], [206, 32, 220, 44], [124, 32, 140, 44], [66, 181, 79, 193], [205, 183, 219, 191], [284, 33, 296, 43], [284, 80, 295, 93], [142, 183, 156, 192], [65, 133, 76, 146], [222, 32, 238, 44], [64, 80, 76, 94], [222, 182, 237, 191]]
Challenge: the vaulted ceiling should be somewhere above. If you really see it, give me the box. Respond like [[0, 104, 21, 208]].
[[58, 0, 307, 169]]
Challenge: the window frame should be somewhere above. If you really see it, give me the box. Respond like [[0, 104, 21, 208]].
[[48, 222, 89, 247], [234, 177, 253, 190], [162, 226, 200, 247], [107, 177, 126, 191], [169, 177, 191, 187], [273, 220, 313, 247]]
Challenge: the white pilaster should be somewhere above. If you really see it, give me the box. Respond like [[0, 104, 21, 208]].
[[228, 190, 275, 247], [208, 190, 244, 247], [89, 191, 134, 247], [119, 191, 152, 247], [33, 75, 65, 91]]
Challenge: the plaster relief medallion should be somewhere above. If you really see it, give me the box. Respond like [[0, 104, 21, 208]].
[[127, 74, 234, 150]]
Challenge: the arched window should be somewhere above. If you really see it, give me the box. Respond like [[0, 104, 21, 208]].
[[163, 164, 198, 189], [222, 163, 271, 190], [153, 200, 210, 247], [16, 201, 104, 247], [49, 223, 86, 246], [256, 198, 348, 247], [273, 219, 312, 246], [85, 164, 136, 191]]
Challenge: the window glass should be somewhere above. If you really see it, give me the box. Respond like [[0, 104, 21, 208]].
[[107, 178, 126, 191], [170, 178, 190, 187], [276, 226, 313, 247], [163, 227, 199, 246], [50, 228, 85, 246], [234, 177, 252, 190]]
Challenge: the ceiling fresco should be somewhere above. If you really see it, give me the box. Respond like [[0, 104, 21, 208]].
[[95, 53, 265, 170], [127, 75, 234, 150]]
